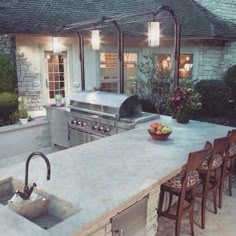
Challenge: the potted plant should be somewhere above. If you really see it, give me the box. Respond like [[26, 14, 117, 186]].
[[54, 94, 63, 107], [18, 96, 29, 125], [168, 87, 201, 124]]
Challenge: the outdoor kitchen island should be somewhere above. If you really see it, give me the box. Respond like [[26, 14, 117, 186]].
[[0, 115, 232, 236]]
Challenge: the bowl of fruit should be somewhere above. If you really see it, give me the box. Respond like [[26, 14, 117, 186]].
[[148, 122, 172, 141]]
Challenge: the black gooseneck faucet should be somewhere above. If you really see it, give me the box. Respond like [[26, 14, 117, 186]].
[[16, 152, 51, 200]]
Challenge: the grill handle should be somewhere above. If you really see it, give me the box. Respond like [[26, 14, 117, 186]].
[[69, 106, 118, 119]]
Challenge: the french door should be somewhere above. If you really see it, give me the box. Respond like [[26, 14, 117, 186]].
[[45, 52, 68, 104]]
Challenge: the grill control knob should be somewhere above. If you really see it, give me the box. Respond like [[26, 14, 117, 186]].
[[71, 120, 77, 125], [92, 125, 98, 130], [99, 126, 104, 131], [77, 121, 82, 126], [104, 128, 110, 132], [82, 122, 87, 126]]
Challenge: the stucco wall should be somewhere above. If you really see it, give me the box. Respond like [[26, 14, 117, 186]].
[[0, 118, 51, 159]]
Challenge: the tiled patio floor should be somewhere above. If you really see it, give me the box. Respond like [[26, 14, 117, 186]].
[[157, 174, 236, 236]]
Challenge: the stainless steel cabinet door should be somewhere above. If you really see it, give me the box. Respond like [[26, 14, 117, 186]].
[[69, 128, 85, 147], [50, 109, 70, 148], [112, 197, 147, 236]]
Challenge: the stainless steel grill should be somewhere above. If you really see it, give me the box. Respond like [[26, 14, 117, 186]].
[[68, 91, 159, 147]]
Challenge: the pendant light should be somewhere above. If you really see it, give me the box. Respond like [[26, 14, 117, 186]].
[[148, 21, 160, 47], [52, 36, 61, 53], [91, 30, 100, 50]]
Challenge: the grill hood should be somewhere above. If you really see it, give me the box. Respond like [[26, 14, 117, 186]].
[[70, 91, 142, 119]]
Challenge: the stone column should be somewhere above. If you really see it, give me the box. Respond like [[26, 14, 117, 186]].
[[145, 187, 160, 236]]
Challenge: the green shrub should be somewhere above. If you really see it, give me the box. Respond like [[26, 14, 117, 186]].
[[223, 65, 236, 106], [0, 92, 18, 126], [0, 55, 17, 93], [194, 79, 231, 116], [0, 92, 18, 111]]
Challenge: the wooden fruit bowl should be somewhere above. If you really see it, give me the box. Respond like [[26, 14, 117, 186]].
[[148, 129, 172, 141]]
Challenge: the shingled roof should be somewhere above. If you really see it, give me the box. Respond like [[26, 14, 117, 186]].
[[0, 0, 236, 40]]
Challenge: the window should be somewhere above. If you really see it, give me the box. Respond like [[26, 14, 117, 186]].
[[100, 52, 137, 94], [157, 54, 171, 71], [179, 54, 193, 79], [156, 53, 194, 80]]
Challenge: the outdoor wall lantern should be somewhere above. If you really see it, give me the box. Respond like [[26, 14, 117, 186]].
[[148, 21, 160, 47], [52, 36, 61, 53], [91, 30, 100, 50]]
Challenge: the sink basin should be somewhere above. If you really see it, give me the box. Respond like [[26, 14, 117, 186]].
[[0, 177, 80, 230]]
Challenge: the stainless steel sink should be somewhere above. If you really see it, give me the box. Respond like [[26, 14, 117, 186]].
[[0, 177, 80, 230]]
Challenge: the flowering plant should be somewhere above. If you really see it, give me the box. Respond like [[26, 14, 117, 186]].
[[168, 87, 201, 120]]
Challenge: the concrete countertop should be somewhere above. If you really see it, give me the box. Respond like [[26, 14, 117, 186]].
[[0, 116, 232, 236]]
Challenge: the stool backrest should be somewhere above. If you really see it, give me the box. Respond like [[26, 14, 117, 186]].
[[179, 145, 212, 202], [227, 130, 236, 157], [186, 146, 212, 173], [212, 136, 229, 157]]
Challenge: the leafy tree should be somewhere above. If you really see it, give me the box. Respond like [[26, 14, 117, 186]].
[[137, 53, 173, 113]]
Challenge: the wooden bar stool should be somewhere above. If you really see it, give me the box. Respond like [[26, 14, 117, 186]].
[[226, 130, 236, 196], [196, 138, 226, 229], [157, 148, 208, 236], [218, 130, 236, 208]]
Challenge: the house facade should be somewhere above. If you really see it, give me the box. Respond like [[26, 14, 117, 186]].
[[0, 0, 236, 113]]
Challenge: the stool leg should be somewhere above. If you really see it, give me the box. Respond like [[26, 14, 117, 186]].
[[175, 197, 183, 236], [200, 175, 207, 229], [158, 187, 165, 214], [201, 194, 207, 229], [189, 211, 194, 235], [175, 216, 182, 236], [219, 169, 225, 209], [213, 189, 217, 214], [229, 173, 233, 196], [228, 158, 235, 196]]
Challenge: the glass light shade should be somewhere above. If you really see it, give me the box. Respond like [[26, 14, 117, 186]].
[[52, 37, 61, 53], [148, 22, 160, 47], [91, 30, 100, 50]]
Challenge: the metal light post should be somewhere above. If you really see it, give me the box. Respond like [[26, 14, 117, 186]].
[[63, 5, 181, 92]]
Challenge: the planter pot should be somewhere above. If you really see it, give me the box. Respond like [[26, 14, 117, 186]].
[[176, 113, 190, 124], [19, 118, 28, 125]]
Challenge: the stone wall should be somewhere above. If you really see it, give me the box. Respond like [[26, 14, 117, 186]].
[[16, 51, 42, 111], [0, 35, 16, 64]]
